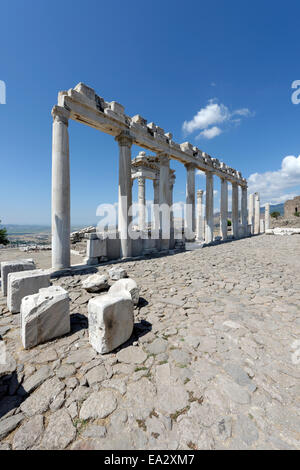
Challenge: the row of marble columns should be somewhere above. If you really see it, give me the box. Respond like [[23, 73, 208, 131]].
[[184, 165, 248, 244], [51, 109, 249, 270]]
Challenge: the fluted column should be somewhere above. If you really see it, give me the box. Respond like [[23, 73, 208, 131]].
[[220, 178, 228, 240], [115, 131, 133, 258], [265, 203, 270, 230], [248, 193, 254, 234], [241, 185, 248, 235], [51, 106, 71, 270], [196, 190, 204, 241], [205, 171, 214, 243], [158, 153, 170, 250], [185, 163, 196, 241], [232, 182, 239, 238], [254, 192, 260, 235], [169, 174, 175, 233], [153, 178, 160, 231], [138, 176, 146, 231]]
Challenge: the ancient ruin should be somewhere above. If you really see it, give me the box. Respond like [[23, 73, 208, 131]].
[[51, 83, 249, 271], [0, 82, 299, 452], [284, 195, 300, 218]]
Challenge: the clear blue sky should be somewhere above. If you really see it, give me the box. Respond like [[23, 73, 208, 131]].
[[1, 0, 300, 225]]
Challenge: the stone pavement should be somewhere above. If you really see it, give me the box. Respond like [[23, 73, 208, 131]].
[[0, 235, 299, 450]]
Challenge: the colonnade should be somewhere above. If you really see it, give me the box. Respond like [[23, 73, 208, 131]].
[[51, 83, 250, 270]]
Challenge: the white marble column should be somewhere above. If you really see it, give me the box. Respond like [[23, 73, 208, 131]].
[[185, 163, 196, 241], [158, 153, 170, 250], [115, 131, 133, 258], [220, 178, 228, 240], [231, 182, 239, 238], [248, 193, 254, 234], [241, 186, 248, 234], [254, 192, 260, 235], [138, 176, 146, 231], [205, 171, 214, 243], [169, 174, 175, 233], [196, 190, 204, 241], [265, 203, 270, 230], [153, 178, 160, 231], [51, 106, 71, 270]]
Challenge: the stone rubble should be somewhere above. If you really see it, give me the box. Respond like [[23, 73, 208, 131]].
[[21, 286, 70, 349], [7, 269, 50, 314], [81, 273, 109, 293], [0, 235, 299, 450], [108, 267, 127, 280], [88, 294, 134, 354], [1, 259, 35, 296], [109, 278, 140, 305]]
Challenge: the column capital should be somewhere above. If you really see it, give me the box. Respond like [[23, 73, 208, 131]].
[[51, 105, 70, 125], [115, 130, 134, 147], [206, 170, 214, 178], [197, 189, 204, 196], [157, 152, 170, 166]]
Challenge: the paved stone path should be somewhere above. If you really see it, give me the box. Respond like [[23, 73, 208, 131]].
[[0, 235, 300, 450]]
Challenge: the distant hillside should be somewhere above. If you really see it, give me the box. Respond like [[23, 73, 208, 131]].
[[266, 203, 284, 215]]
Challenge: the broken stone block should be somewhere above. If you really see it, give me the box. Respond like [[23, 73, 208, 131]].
[[82, 273, 109, 293], [88, 294, 133, 354], [108, 278, 139, 305], [1, 259, 35, 296], [108, 267, 127, 280], [7, 269, 50, 314], [21, 286, 70, 349]]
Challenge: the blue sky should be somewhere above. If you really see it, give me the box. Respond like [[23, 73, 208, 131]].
[[1, 0, 300, 225]]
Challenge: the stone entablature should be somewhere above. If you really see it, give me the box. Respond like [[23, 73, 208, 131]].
[[55, 82, 246, 187], [284, 196, 300, 218]]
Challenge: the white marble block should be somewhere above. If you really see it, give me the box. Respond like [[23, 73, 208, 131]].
[[1, 259, 35, 296], [21, 286, 70, 349], [88, 294, 133, 354], [109, 278, 139, 305], [82, 273, 109, 293], [108, 267, 127, 280], [7, 269, 50, 313]]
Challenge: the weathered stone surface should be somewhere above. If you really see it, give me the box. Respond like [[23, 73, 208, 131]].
[[82, 273, 109, 293], [88, 294, 134, 354], [79, 390, 117, 420], [20, 377, 65, 416], [235, 414, 259, 445], [1, 259, 35, 296], [116, 346, 147, 364], [22, 365, 52, 394], [85, 364, 107, 386], [82, 425, 107, 439], [21, 285, 70, 349], [12, 414, 44, 450], [0, 413, 24, 439], [40, 409, 76, 449], [108, 267, 127, 280], [109, 278, 139, 305], [7, 269, 50, 313]]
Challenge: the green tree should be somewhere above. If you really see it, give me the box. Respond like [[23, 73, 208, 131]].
[[0, 220, 9, 245], [271, 211, 280, 219], [227, 219, 232, 226]]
